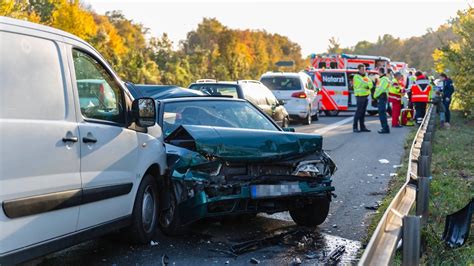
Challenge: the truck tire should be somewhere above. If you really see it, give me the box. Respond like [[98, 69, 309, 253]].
[[289, 197, 330, 227], [127, 174, 159, 244]]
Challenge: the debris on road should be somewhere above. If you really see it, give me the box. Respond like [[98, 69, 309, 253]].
[[392, 164, 403, 169], [389, 173, 397, 177], [324, 245, 345, 263], [230, 229, 300, 254], [442, 199, 474, 248], [250, 258, 260, 264], [291, 257, 302, 265], [150, 241, 159, 246], [161, 254, 169, 266], [365, 201, 382, 211], [305, 252, 319, 259], [378, 159, 390, 164]]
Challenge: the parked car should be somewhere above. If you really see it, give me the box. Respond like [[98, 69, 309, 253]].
[[149, 96, 336, 235], [125, 83, 205, 99], [260, 72, 321, 125], [188, 80, 290, 128], [0, 17, 167, 264]]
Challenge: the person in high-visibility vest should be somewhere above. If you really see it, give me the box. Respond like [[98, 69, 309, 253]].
[[352, 64, 373, 133], [411, 71, 432, 124], [373, 68, 390, 134], [389, 72, 404, 128]]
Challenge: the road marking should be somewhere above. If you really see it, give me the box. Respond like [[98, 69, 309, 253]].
[[313, 117, 353, 135]]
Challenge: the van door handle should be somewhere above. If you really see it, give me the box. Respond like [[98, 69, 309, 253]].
[[83, 136, 97, 143], [62, 136, 78, 143]]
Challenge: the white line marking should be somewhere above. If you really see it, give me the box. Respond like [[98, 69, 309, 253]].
[[313, 117, 353, 135]]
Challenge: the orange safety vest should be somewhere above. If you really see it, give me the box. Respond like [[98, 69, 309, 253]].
[[411, 79, 431, 103]]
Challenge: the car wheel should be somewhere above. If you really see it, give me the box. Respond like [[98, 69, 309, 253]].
[[303, 106, 312, 125], [158, 189, 186, 236], [324, 110, 340, 116], [127, 174, 159, 244], [289, 197, 330, 227], [312, 109, 319, 121]]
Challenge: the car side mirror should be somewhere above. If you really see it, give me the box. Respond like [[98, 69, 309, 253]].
[[282, 127, 295, 132], [277, 99, 286, 106], [132, 97, 156, 128]]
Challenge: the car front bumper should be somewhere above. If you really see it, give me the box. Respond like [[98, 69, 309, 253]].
[[174, 178, 334, 225]]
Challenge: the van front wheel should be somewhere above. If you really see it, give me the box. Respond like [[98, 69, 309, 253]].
[[127, 174, 159, 244]]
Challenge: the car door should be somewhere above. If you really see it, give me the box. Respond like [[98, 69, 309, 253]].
[[0, 31, 80, 255], [261, 84, 285, 124], [70, 48, 139, 230]]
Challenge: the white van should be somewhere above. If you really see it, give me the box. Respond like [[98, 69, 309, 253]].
[[0, 17, 167, 264], [260, 72, 321, 125]]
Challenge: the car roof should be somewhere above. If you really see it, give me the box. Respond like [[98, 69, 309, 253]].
[[260, 72, 305, 78], [190, 81, 239, 86], [0, 16, 96, 52], [157, 96, 247, 103], [128, 84, 205, 99]]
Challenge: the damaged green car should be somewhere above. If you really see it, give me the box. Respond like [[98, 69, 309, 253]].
[[154, 96, 336, 235]]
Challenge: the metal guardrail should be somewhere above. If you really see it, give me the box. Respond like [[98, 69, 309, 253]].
[[360, 105, 435, 266]]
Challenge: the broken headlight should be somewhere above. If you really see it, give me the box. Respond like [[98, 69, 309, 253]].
[[293, 160, 321, 177]]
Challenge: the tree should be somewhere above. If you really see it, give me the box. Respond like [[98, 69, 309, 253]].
[[327, 37, 342, 54], [51, 0, 96, 40], [433, 7, 474, 114]]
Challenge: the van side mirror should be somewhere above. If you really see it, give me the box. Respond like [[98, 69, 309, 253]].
[[132, 98, 156, 128]]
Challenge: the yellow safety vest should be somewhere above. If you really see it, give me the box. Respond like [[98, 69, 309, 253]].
[[374, 76, 390, 99], [353, 74, 373, 97], [389, 77, 403, 101]]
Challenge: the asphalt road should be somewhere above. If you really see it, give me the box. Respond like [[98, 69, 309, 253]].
[[39, 113, 411, 266]]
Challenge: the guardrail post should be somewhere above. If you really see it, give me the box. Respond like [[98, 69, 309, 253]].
[[402, 215, 421, 266], [416, 175, 430, 225]]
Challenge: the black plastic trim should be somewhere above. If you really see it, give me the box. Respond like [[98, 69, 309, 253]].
[[2, 183, 133, 219]]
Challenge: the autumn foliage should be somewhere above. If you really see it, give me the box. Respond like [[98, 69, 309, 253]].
[[1, 0, 304, 86]]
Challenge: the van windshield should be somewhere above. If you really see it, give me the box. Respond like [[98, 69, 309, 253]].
[[260, 77, 301, 91]]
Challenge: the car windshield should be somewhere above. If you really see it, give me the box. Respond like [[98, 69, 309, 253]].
[[260, 77, 301, 91], [189, 84, 239, 98], [161, 100, 278, 136]]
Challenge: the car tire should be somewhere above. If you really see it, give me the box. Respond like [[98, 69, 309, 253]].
[[312, 109, 319, 121], [289, 197, 330, 227], [127, 174, 159, 244], [303, 106, 312, 125], [324, 110, 340, 116], [158, 189, 186, 236]]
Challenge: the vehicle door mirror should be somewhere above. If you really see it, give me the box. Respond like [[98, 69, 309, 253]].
[[277, 99, 286, 106], [132, 97, 156, 128], [282, 127, 295, 132]]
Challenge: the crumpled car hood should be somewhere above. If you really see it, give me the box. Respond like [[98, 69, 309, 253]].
[[165, 125, 323, 163]]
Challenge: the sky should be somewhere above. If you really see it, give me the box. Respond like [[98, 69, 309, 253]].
[[85, 0, 471, 56]]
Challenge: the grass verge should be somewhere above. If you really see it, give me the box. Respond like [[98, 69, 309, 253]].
[[422, 111, 473, 264]]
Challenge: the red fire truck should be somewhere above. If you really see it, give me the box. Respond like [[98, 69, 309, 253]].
[[306, 53, 392, 116], [310, 53, 391, 71]]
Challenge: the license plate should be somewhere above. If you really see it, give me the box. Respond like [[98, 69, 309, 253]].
[[250, 183, 301, 199]]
